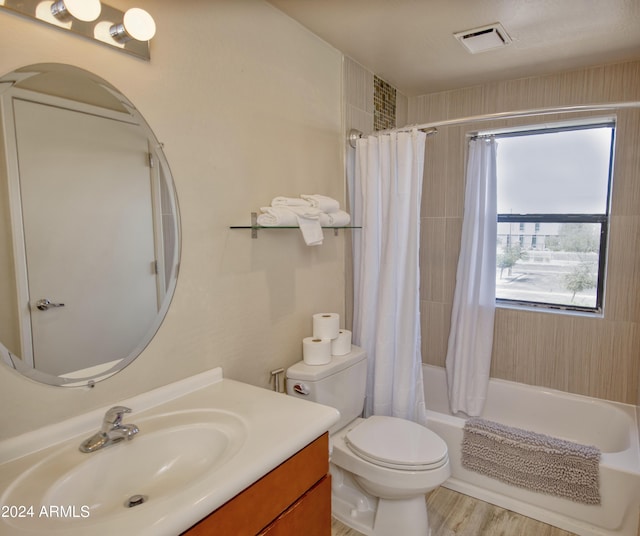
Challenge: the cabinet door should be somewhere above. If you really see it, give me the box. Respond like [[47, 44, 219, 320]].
[[183, 434, 329, 535], [258, 476, 331, 536]]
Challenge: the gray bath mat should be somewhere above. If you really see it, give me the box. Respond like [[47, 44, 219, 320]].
[[461, 417, 601, 505]]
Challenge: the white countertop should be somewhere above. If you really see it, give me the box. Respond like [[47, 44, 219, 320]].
[[0, 368, 340, 535]]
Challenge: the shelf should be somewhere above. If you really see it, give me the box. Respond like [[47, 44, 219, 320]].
[[230, 225, 360, 239], [230, 213, 360, 239]]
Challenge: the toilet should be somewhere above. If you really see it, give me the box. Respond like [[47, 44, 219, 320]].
[[286, 345, 450, 536]]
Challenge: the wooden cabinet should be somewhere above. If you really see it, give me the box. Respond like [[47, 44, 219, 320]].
[[183, 433, 330, 536], [258, 476, 330, 535]]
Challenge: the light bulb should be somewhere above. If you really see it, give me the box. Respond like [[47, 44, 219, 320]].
[[110, 8, 156, 42], [50, 0, 101, 22]]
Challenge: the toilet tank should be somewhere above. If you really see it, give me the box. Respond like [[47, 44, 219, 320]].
[[286, 345, 367, 433]]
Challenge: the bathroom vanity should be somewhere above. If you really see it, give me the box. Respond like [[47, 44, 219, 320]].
[[184, 434, 330, 535], [0, 368, 339, 535]]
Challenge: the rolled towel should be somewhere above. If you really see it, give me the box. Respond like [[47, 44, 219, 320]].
[[257, 206, 324, 246], [301, 194, 341, 213], [319, 210, 351, 227], [271, 196, 312, 207], [257, 206, 298, 227]]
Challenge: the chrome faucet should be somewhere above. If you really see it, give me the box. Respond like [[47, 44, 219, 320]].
[[79, 406, 139, 453]]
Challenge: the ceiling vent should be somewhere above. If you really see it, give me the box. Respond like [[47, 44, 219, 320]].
[[454, 22, 512, 54]]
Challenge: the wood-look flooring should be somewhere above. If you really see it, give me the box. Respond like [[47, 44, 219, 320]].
[[331, 487, 577, 536]]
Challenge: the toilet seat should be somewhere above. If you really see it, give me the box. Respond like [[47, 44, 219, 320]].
[[345, 416, 448, 471]]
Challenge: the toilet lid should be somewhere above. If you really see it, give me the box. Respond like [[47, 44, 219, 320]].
[[345, 416, 448, 471]]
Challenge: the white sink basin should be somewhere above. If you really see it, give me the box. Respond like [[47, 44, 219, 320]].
[[0, 368, 340, 536], [2, 409, 246, 530]]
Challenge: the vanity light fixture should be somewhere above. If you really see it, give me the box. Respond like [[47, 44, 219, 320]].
[[50, 0, 101, 22], [109, 8, 155, 43], [0, 0, 155, 60]]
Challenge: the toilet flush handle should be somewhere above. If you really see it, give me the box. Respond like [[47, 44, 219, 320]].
[[293, 383, 309, 396]]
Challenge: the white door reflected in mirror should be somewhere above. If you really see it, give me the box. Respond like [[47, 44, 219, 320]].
[[0, 63, 180, 386]]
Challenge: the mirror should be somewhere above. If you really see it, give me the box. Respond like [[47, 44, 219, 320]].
[[0, 63, 180, 387]]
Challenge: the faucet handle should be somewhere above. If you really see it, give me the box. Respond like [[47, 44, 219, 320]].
[[102, 406, 132, 432]]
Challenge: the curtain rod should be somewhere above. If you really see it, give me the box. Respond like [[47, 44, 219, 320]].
[[348, 101, 640, 148]]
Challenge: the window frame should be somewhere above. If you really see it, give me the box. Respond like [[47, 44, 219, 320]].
[[484, 119, 616, 315]]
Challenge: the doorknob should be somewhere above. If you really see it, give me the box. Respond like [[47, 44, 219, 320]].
[[35, 298, 65, 311]]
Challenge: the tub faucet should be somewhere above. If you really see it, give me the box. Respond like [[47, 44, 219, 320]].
[[79, 406, 139, 453]]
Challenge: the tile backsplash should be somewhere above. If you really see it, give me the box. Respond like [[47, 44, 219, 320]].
[[374, 75, 396, 131]]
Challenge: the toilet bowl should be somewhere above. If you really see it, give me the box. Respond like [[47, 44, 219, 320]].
[[330, 417, 450, 536], [286, 346, 450, 536]]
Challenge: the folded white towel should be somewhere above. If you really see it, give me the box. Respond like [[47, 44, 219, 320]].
[[257, 206, 324, 246], [301, 194, 341, 213], [271, 196, 312, 207], [319, 210, 351, 227], [294, 212, 324, 246]]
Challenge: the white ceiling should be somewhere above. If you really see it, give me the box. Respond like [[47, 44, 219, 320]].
[[266, 0, 640, 96]]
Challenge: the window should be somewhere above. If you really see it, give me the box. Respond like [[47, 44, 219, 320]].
[[490, 120, 615, 313]]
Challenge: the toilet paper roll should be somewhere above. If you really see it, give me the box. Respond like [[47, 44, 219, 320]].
[[331, 329, 352, 356], [303, 337, 332, 366], [312, 313, 340, 340]]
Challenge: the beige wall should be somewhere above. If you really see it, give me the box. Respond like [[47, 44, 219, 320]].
[[410, 61, 640, 405], [344, 57, 375, 139], [0, 0, 345, 439]]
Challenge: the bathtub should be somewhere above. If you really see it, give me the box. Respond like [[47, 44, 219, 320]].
[[423, 364, 640, 536]]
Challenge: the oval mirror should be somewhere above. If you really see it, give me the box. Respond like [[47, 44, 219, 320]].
[[0, 64, 180, 386]]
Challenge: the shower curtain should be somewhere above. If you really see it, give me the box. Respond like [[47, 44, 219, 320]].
[[352, 130, 427, 424], [445, 137, 497, 416]]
